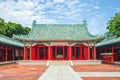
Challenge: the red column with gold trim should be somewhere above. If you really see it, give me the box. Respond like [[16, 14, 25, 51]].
[[69, 46, 72, 60], [48, 46, 51, 60], [80, 46, 82, 60], [24, 44, 27, 60], [87, 43, 90, 60], [30, 44, 32, 60], [93, 44, 96, 60]]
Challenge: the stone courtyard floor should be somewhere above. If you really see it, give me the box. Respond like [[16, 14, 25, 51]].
[[82, 77, 120, 80], [72, 64, 120, 80], [0, 63, 120, 80], [72, 64, 120, 72], [0, 64, 47, 80]]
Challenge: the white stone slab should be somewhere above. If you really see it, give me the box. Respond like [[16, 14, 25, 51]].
[[77, 72, 120, 77], [38, 65, 83, 80]]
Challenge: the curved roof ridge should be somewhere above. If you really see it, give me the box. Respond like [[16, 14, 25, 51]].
[[0, 34, 22, 43], [0, 34, 23, 47], [14, 20, 103, 42], [36, 24, 83, 26], [96, 36, 120, 47]]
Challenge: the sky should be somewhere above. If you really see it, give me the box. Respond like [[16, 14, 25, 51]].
[[0, 0, 120, 35]]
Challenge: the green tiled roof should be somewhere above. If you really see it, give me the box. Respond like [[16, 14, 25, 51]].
[[13, 21, 102, 42], [0, 34, 23, 47], [96, 36, 120, 47]]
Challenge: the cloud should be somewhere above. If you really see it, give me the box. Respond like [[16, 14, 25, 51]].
[[110, 7, 120, 12], [87, 14, 107, 35], [53, 0, 65, 3], [94, 6, 100, 9], [0, 0, 110, 35], [0, 0, 56, 27]]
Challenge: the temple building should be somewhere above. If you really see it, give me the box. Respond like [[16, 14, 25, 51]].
[[0, 34, 23, 62], [1, 20, 120, 63], [97, 37, 120, 62], [12, 20, 103, 60]]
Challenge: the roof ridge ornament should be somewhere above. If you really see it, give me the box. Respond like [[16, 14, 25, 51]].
[[32, 20, 36, 27], [83, 20, 87, 26]]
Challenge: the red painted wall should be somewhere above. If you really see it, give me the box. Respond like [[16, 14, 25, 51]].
[[31, 44, 89, 60], [101, 54, 115, 64]]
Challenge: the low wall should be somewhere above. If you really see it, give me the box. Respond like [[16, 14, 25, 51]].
[[101, 53, 114, 64]]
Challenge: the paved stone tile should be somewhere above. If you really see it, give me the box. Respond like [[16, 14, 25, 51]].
[[72, 64, 120, 72], [78, 72, 120, 77], [38, 65, 83, 80], [0, 64, 47, 80], [82, 77, 120, 80]]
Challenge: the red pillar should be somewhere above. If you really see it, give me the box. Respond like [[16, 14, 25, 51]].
[[44, 46, 45, 60], [62, 46, 64, 60], [51, 46, 52, 60], [38, 47, 40, 60], [37, 47, 39, 60], [55, 46, 57, 60], [32, 47, 36, 60], [5, 47, 8, 61], [48, 46, 51, 60], [112, 46, 115, 61], [87, 43, 90, 60], [75, 47, 76, 60], [112, 46, 114, 53], [93, 44, 96, 60], [69, 46, 72, 60], [12, 49, 14, 61], [84, 46, 87, 60], [44, 46, 46, 60], [18, 49, 20, 60], [92, 47, 94, 59], [23, 45, 25, 60], [24, 44, 27, 60], [30, 44, 32, 60], [80, 46, 82, 60]]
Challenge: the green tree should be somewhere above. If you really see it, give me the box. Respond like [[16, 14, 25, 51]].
[[0, 17, 31, 38], [15, 24, 24, 35], [107, 12, 120, 37], [22, 27, 31, 35], [0, 18, 7, 35], [5, 22, 17, 37]]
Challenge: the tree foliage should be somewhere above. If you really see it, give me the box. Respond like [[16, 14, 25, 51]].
[[107, 12, 120, 37], [0, 18, 31, 38]]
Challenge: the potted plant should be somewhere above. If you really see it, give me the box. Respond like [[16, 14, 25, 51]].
[[56, 54, 63, 60]]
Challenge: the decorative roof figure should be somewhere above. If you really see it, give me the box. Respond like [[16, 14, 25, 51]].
[[32, 20, 36, 27]]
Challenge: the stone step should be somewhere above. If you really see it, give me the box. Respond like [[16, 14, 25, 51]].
[[18, 60, 47, 65], [49, 61, 70, 65], [72, 60, 101, 65]]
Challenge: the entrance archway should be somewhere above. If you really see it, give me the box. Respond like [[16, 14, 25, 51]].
[[71, 44, 87, 60], [51, 46, 68, 60], [32, 44, 48, 60]]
